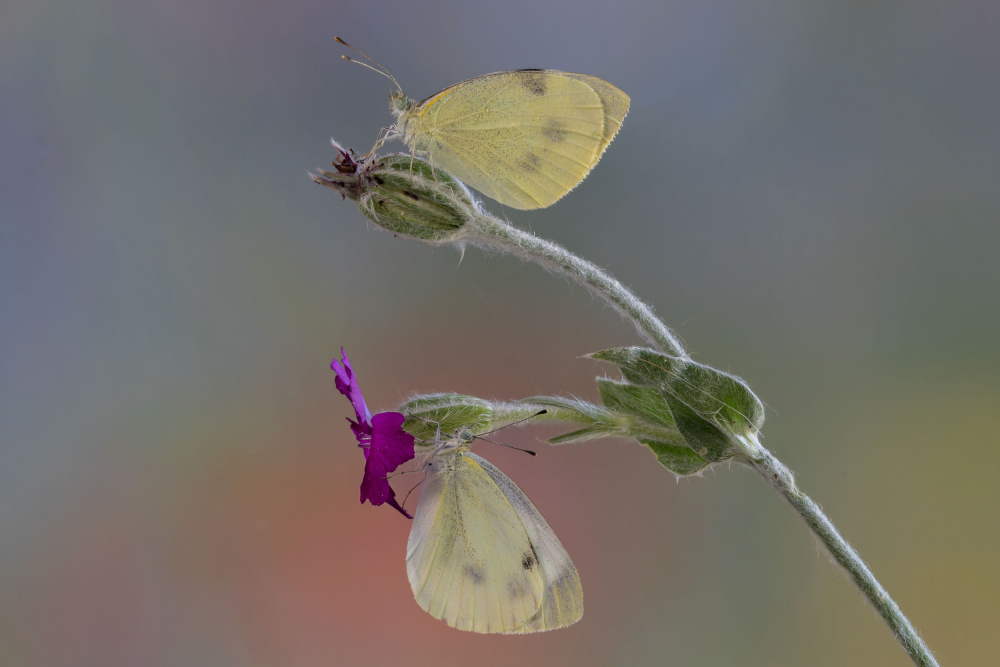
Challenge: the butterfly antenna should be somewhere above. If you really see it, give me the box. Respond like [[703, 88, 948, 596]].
[[473, 434, 537, 456], [476, 410, 548, 438], [386, 469, 424, 479], [470, 409, 547, 456], [335, 36, 402, 93]]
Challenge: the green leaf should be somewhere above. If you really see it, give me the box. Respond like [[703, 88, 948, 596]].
[[597, 378, 675, 428], [661, 391, 734, 463], [638, 437, 712, 476], [595, 375, 723, 470], [589, 347, 684, 386], [591, 347, 764, 437], [659, 360, 764, 437]]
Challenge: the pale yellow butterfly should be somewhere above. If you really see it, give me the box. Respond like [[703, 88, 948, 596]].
[[337, 38, 629, 210], [405, 425, 583, 633]]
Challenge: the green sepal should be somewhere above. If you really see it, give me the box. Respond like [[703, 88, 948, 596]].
[[398, 393, 492, 446], [548, 426, 618, 445], [521, 395, 618, 428], [521, 395, 624, 445]]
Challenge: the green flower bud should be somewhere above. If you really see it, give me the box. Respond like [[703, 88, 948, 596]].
[[398, 393, 494, 446], [312, 144, 478, 243]]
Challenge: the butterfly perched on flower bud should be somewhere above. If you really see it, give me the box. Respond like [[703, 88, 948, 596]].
[[338, 38, 629, 210]]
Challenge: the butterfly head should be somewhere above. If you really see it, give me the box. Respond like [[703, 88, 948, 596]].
[[428, 426, 476, 457], [456, 427, 476, 447], [389, 91, 413, 118]]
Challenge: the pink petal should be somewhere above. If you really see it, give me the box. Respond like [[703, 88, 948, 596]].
[[331, 348, 372, 425]]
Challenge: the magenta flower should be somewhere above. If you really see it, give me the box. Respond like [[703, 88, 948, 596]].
[[331, 348, 415, 519]]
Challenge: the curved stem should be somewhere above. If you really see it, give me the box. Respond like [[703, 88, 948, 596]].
[[749, 448, 939, 667], [464, 208, 937, 667], [468, 211, 687, 357]]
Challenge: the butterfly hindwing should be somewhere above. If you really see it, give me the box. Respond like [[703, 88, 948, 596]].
[[469, 453, 584, 633], [559, 73, 630, 152]]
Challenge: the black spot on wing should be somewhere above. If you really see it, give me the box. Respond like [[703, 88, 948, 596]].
[[465, 563, 485, 584], [517, 70, 548, 96], [507, 575, 531, 600], [521, 551, 536, 571], [519, 152, 542, 173], [541, 119, 567, 143]]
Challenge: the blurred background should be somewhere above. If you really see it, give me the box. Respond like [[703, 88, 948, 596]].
[[2, 0, 998, 665]]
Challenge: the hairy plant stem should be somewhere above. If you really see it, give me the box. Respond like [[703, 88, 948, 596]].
[[749, 448, 939, 667], [467, 210, 938, 667], [467, 211, 687, 357]]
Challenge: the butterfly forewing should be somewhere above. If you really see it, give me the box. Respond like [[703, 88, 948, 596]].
[[407, 71, 608, 209]]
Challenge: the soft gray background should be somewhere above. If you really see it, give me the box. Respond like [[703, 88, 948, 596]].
[[2, 0, 997, 665]]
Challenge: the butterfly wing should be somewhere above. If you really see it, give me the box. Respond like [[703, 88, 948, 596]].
[[468, 452, 584, 633], [559, 73, 630, 153], [406, 70, 625, 209], [406, 449, 547, 633]]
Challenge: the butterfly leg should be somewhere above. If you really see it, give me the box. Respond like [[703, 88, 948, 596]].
[[404, 143, 438, 184], [399, 475, 426, 509], [425, 151, 440, 183], [405, 413, 445, 447], [361, 125, 392, 162]]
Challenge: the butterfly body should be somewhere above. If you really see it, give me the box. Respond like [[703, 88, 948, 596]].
[[389, 69, 629, 210], [406, 432, 583, 633]]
